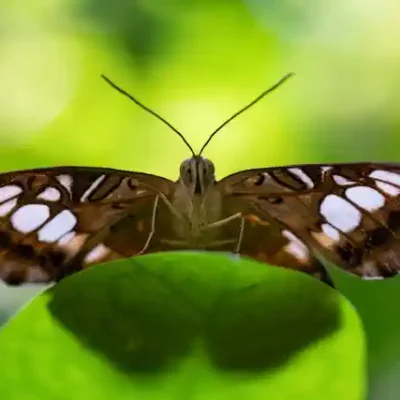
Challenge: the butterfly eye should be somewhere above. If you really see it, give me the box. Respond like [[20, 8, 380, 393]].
[[187, 168, 192, 174]]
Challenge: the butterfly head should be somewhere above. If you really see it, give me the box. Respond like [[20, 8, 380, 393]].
[[179, 156, 216, 195]]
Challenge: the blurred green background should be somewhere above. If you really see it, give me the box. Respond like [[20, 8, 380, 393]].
[[0, 0, 399, 398]]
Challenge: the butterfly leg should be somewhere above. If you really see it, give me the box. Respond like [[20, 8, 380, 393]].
[[202, 213, 245, 253], [138, 193, 191, 255], [137, 194, 160, 255], [159, 193, 186, 221]]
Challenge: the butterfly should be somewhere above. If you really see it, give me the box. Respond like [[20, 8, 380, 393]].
[[0, 73, 399, 286]]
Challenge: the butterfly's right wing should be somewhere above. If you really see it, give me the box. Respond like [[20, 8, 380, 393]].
[[217, 163, 400, 281], [0, 166, 175, 284]]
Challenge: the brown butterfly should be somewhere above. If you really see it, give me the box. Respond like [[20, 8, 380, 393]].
[[0, 73, 399, 286]]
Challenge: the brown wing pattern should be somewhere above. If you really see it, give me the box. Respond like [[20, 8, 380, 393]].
[[0, 167, 174, 284], [218, 163, 400, 280]]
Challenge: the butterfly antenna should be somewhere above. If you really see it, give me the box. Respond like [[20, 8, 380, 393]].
[[101, 75, 196, 157], [198, 72, 294, 156]]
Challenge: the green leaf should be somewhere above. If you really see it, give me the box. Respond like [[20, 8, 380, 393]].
[[0, 252, 365, 399]]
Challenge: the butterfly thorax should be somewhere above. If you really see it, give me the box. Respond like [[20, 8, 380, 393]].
[[170, 157, 223, 246]]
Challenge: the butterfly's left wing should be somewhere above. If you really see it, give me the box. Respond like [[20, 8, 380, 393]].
[[217, 163, 400, 280], [0, 167, 176, 284]]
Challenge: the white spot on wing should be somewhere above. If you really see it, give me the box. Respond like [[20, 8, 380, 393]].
[[38, 210, 77, 243], [345, 186, 385, 212], [84, 243, 109, 264], [375, 181, 400, 196], [321, 166, 333, 174], [333, 175, 356, 186], [80, 175, 106, 202], [0, 185, 22, 203], [321, 223, 341, 242], [56, 174, 73, 194], [320, 194, 362, 232], [288, 168, 314, 188], [58, 230, 76, 246], [11, 204, 50, 233], [258, 172, 271, 183], [370, 170, 400, 187], [312, 230, 338, 249], [370, 170, 400, 195], [282, 230, 309, 262], [37, 187, 61, 202], [58, 232, 88, 256], [0, 198, 17, 216]]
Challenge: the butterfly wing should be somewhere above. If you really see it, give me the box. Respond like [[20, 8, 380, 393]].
[[0, 167, 175, 284], [217, 163, 400, 280]]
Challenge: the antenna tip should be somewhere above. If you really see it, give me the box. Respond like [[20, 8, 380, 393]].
[[283, 72, 295, 80]]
